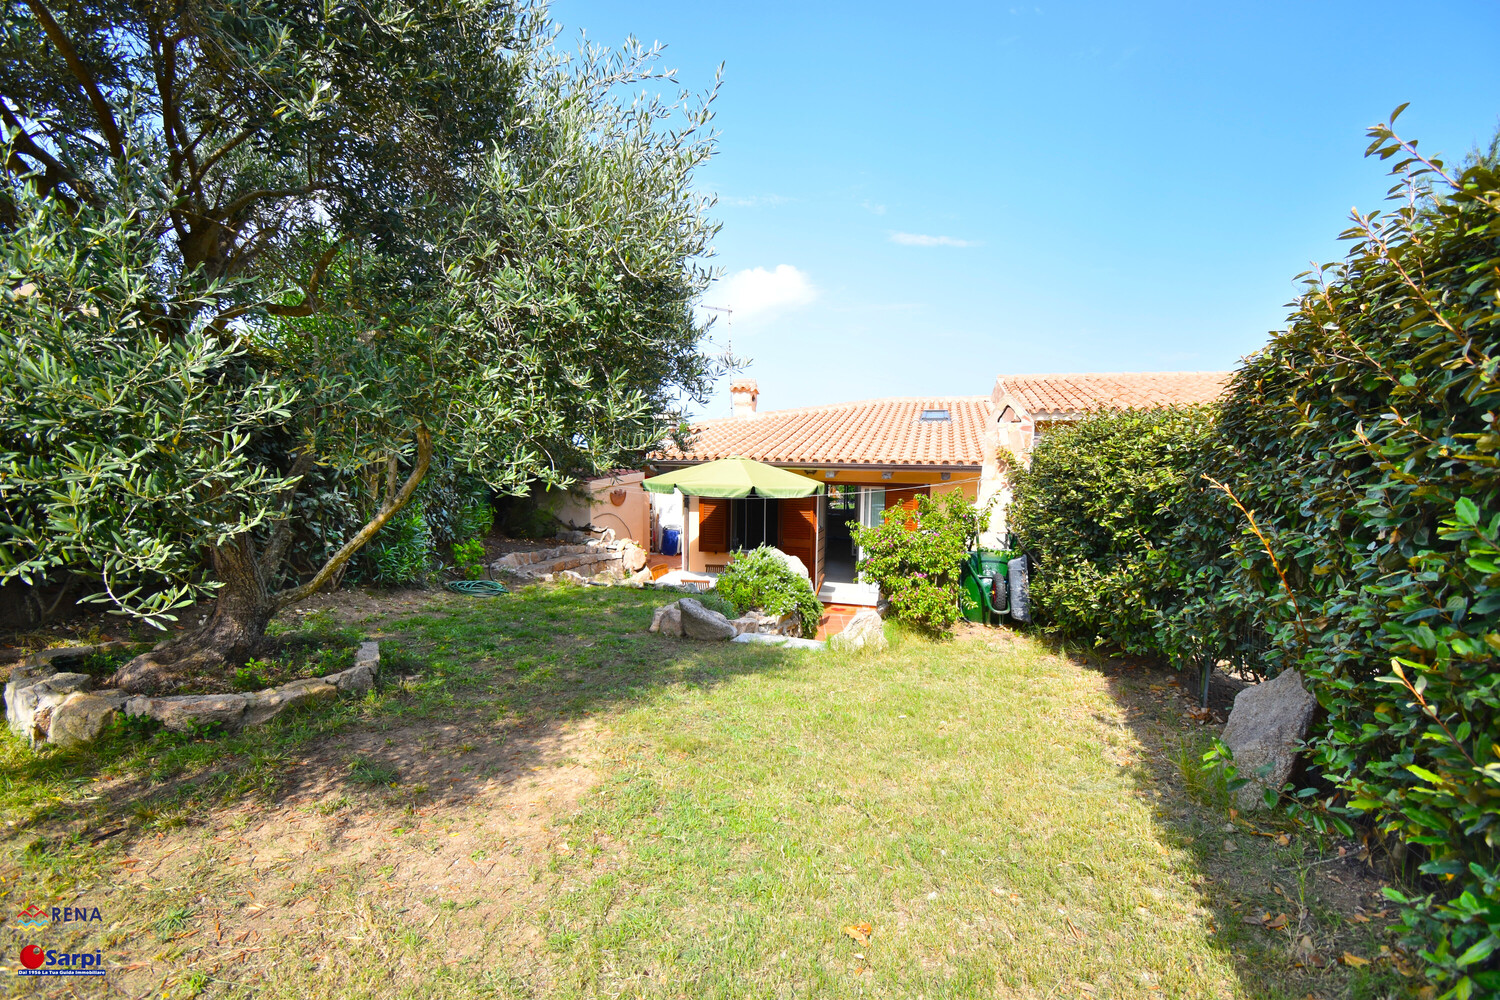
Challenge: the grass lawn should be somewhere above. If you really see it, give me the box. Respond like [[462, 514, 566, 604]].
[[0, 586, 1416, 999]]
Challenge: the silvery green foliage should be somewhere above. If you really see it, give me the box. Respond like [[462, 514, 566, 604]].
[[0, 0, 726, 636], [0, 151, 296, 627]]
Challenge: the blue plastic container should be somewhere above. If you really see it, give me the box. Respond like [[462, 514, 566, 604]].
[[661, 526, 681, 556]]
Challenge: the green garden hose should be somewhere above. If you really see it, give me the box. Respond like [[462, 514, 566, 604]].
[[444, 579, 509, 597]]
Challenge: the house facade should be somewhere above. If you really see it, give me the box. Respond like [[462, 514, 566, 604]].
[[649, 379, 994, 604], [539, 470, 651, 547], [650, 372, 1231, 602]]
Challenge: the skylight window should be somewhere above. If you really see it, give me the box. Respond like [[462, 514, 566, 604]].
[[919, 408, 951, 422]]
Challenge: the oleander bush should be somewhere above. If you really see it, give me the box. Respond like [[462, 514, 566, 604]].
[[853, 491, 987, 633]]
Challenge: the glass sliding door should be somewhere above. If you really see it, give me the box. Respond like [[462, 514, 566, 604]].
[[856, 487, 885, 582]]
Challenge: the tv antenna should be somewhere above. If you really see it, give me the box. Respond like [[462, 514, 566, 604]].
[[701, 304, 732, 330]]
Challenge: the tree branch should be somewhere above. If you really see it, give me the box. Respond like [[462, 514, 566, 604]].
[[258, 447, 318, 577], [191, 125, 258, 191], [0, 96, 85, 206], [264, 241, 340, 316], [271, 426, 432, 610], [23, 0, 125, 162], [218, 184, 322, 221]]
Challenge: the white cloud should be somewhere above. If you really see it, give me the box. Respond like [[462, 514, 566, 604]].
[[861, 200, 887, 215], [889, 232, 981, 247], [719, 193, 791, 208], [704, 265, 817, 325]]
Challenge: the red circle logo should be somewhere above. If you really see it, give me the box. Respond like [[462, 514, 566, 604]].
[[20, 945, 45, 969]]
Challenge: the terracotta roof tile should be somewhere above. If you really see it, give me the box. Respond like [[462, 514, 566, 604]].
[[658, 396, 991, 467], [995, 371, 1230, 417]]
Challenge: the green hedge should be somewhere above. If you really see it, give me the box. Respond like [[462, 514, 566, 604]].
[[1169, 120, 1500, 996], [1007, 406, 1212, 655], [1001, 115, 1500, 995]]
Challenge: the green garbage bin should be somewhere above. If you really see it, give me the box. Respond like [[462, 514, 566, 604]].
[[959, 550, 1015, 625]]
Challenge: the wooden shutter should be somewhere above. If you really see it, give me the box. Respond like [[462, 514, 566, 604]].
[[815, 496, 827, 590], [699, 498, 729, 553], [778, 497, 817, 581], [884, 485, 929, 530]]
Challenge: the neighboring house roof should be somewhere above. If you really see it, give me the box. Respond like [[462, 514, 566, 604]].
[[993, 371, 1230, 419], [656, 396, 992, 468]]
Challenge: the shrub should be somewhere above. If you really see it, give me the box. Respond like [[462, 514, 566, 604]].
[[853, 491, 985, 633], [1007, 406, 1213, 655], [711, 547, 821, 635], [452, 539, 488, 580], [423, 470, 494, 546], [694, 591, 739, 621], [361, 511, 433, 586], [1167, 114, 1500, 996]]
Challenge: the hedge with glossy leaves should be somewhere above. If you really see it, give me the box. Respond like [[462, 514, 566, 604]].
[[1007, 406, 1212, 656], [1172, 114, 1500, 998]]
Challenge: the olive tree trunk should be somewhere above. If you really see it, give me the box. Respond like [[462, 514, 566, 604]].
[[111, 427, 431, 694]]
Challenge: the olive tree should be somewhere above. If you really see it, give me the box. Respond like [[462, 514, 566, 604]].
[[0, 0, 724, 691]]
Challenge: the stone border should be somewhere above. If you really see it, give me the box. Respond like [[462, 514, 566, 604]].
[[490, 533, 649, 585], [5, 641, 379, 748]]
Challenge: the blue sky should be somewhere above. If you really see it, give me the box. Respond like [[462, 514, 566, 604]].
[[552, 1, 1500, 419]]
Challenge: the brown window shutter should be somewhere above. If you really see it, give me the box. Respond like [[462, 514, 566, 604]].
[[699, 498, 729, 552], [884, 485, 929, 529], [778, 497, 818, 580]]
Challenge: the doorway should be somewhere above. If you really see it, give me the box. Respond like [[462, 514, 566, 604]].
[[818, 485, 882, 605], [729, 496, 778, 552]]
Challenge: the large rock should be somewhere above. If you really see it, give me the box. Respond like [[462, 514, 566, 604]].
[[5, 663, 54, 735], [677, 598, 737, 641], [830, 609, 887, 653], [762, 547, 811, 587], [333, 642, 379, 693], [1221, 669, 1317, 810], [6, 668, 92, 743], [243, 678, 338, 726], [48, 692, 127, 748], [127, 693, 249, 732], [619, 541, 648, 574], [730, 611, 779, 636], [730, 633, 826, 650], [650, 603, 684, 636]]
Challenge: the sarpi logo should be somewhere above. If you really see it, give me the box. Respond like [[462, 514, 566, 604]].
[[14, 905, 48, 930], [17, 944, 105, 978]]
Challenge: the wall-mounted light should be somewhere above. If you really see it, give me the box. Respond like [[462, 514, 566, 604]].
[[941, 472, 952, 481], [881, 471, 893, 480], [824, 470, 836, 479]]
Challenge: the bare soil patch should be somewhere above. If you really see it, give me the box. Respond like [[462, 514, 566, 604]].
[[32, 715, 605, 997]]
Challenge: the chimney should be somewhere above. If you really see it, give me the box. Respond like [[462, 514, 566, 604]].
[[730, 378, 759, 418]]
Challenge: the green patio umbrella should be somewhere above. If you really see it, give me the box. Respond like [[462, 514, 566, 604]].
[[642, 457, 824, 498]]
